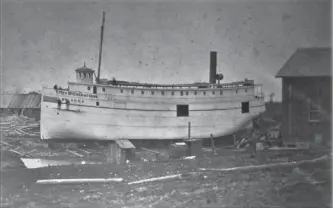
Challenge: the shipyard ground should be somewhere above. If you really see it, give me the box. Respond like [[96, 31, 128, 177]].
[[1, 141, 331, 208]]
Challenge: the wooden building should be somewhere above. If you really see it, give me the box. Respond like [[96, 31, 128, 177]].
[[106, 139, 135, 164], [275, 47, 332, 146], [0, 92, 41, 120]]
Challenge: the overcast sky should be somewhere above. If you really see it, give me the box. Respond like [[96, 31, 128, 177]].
[[2, 0, 331, 100]]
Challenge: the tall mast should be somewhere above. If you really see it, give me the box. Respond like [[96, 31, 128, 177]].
[[97, 11, 105, 83]]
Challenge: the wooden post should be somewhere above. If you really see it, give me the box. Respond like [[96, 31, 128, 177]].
[[233, 134, 236, 147], [187, 122, 191, 156], [188, 122, 191, 140], [210, 134, 216, 155], [106, 142, 115, 164]]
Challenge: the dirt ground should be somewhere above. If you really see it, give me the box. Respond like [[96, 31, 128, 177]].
[[1, 145, 331, 208]]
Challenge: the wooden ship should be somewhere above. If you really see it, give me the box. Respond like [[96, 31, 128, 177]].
[[40, 12, 265, 143]]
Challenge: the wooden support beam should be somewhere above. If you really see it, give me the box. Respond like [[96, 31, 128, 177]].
[[188, 122, 191, 140], [210, 134, 216, 155]]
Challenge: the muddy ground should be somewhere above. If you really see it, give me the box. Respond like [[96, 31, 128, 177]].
[[1, 143, 331, 208]]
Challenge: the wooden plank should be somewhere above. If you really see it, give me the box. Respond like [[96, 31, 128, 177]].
[[128, 172, 202, 185], [67, 149, 84, 158], [199, 155, 329, 172], [37, 178, 124, 185]]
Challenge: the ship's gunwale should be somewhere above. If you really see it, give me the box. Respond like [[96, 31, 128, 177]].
[[67, 81, 261, 91]]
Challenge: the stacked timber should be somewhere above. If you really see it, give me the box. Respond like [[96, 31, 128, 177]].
[[0, 114, 40, 137]]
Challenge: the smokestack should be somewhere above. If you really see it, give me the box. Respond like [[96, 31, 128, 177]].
[[209, 51, 217, 84]]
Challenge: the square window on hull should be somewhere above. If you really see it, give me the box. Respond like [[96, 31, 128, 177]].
[[177, 105, 189, 117], [241, 102, 249, 113]]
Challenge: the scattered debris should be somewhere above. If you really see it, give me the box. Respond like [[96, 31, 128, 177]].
[[234, 121, 283, 150]]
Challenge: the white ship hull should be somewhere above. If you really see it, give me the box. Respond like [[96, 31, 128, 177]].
[[40, 14, 266, 142], [41, 85, 265, 141]]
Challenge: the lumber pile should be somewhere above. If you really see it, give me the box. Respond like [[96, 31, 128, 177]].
[[0, 114, 40, 137]]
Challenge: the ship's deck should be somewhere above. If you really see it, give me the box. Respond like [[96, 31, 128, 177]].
[[67, 80, 258, 90]]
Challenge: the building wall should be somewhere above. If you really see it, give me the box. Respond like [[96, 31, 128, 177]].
[[264, 102, 282, 121], [23, 109, 40, 121], [281, 77, 332, 145]]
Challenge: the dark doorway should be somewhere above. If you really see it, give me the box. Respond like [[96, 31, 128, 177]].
[[93, 86, 97, 94]]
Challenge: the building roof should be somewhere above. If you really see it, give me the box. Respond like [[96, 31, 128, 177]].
[[75, 63, 94, 73], [276, 47, 332, 78], [22, 92, 41, 108], [7, 94, 28, 108], [1, 92, 41, 109], [0, 94, 13, 108], [116, 139, 135, 149]]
